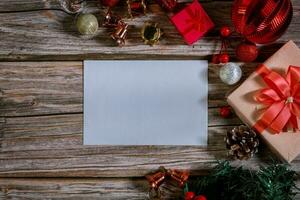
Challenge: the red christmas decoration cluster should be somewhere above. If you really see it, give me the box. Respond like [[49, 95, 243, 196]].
[[185, 191, 207, 200], [212, 25, 232, 64]]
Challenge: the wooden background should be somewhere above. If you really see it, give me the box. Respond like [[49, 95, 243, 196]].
[[0, 0, 299, 199]]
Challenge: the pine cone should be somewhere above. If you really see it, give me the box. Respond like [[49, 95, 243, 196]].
[[225, 125, 259, 160]]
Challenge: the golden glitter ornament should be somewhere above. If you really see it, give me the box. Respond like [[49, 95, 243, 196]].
[[76, 13, 99, 35], [141, 22, 162, 46]]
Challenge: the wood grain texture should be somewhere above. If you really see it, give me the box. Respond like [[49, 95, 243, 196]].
[[0, 0, 300, 199], [0, 178, 299, 200], [0, 0, 299, 61], [0, 113, 297, 178], [0, 178, 182, 200], [0, 61, 254, 117]]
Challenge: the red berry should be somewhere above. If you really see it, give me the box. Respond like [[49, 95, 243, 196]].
[[219, 53, 230, 63], [101, 0, 120, 7], [212, 54, 220, 64], [235, 42, 258, 62], [219, 106, 231, 118], [185, 191, 196, 200], [220, 26, 231, 37], [194, 195, 207, 200]]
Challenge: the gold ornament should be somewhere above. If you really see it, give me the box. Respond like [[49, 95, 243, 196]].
[[111, 22, 129, 46], [76, 13, 99, 35], [141, 22, 162, 46]]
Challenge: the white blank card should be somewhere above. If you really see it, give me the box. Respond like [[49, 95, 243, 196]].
[[84, 60, 208, 145]]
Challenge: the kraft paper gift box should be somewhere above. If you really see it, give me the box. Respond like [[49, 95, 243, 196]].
[[227, 41, 300, 163]]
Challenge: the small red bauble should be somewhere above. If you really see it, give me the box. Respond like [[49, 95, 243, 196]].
[[220, 106, 231, 118], [220, 26, 231, 37], [100, 0, 120, 7], [219, 53, 230, 63], [212, 54, 220, 64], [185, 191, 196, 200], [235, 42, 258, 62], [194, 195, 207, 200]]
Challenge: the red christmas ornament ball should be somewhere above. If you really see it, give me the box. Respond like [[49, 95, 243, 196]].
[[220, 26, 231, 37], [219, 53, 230, 63], [220, 106, 231, 118], [185, 191, 196, 200], [194, 195, 207, 200], [236, 42, 258, 62], [100, 0, 120, 7]]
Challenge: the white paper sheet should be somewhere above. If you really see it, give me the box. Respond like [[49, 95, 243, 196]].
[[84, 60, 208, 145]]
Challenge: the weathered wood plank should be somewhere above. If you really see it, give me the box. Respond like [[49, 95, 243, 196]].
[[0, 62, 82, 116], [0, 1, 298, 61], [0, 178, 152, 200], [0, 113, 225, 177], [0, 178, 299, 200], [0, 61, 256, 117], [0, 0, 61, 12], [0, 114, 233, 152], [0, 112, 298, 178]]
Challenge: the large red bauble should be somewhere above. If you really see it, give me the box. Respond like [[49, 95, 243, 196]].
[[236, 42, 258, 62], [231, 0, 293, 44], [100, 0, 120, 7]]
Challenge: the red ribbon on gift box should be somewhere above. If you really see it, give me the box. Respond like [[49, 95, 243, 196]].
[[254, 64, 300, 134], [182, 3, 203, 35]]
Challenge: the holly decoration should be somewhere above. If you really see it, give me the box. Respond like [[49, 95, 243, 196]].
[[212, 26, 232, 64], [185, 191, 196, 200], [219, 106, 231, 118], [194, 195, 207, 200], [184, 191, 207, 200], [186, 161, 299, 200]]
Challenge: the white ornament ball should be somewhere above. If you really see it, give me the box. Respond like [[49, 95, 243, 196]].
[[219, 63, 242, 85]]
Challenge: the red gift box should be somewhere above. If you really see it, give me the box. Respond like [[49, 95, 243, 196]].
[[171, 0, 215, 45]]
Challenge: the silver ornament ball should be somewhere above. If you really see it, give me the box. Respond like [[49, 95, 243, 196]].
[[219, 63, 242, 85]]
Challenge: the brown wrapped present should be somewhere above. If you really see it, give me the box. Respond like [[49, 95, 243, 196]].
[[227, 41, 300, 162]]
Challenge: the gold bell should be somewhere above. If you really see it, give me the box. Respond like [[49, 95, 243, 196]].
[[167, 169, 189, 187], [141, 22, 162, 46], [111, 22, 129, 46], [146, 171, 167, 190]]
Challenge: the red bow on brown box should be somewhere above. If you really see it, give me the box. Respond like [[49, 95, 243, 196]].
[[146, 166, 189, 190]]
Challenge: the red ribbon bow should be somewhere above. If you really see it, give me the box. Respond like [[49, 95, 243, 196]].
[[254, 64, 300, 134]]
